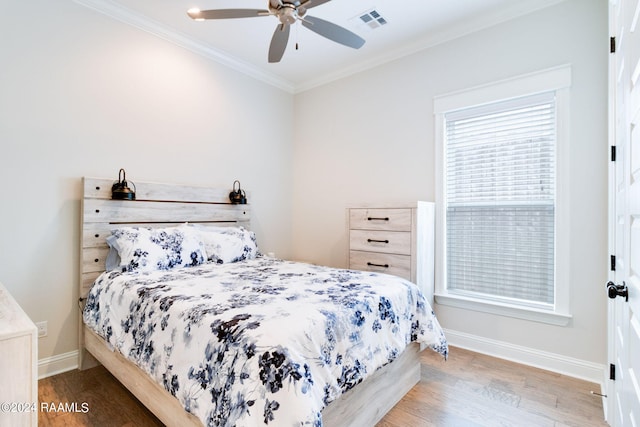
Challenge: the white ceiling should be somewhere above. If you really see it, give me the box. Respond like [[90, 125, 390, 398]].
[[76, 0, 566, 92]]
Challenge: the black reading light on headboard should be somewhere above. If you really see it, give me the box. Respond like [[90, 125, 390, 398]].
[[111, 168, 136, 200], [229, 180, 247, 204]]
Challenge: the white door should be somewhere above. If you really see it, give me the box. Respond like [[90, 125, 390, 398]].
[[608, 1, 640, 425]]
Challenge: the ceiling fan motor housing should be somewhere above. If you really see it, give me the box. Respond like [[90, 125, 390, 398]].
[[278, 5, 298, 25], [269, 3, 298, 25]]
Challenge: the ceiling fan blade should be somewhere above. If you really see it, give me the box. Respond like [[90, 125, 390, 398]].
[[297, 0, 331, 17], [187, 9, 269, 20], [301, 15, 365, 49], [268, 24, 291, 63], [299, 0, 333, 10]]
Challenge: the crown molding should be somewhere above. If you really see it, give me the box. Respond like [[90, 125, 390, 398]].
[[73, 0, 295, 93], [293, 0, 568, 93], [74, 0, 566, 94]]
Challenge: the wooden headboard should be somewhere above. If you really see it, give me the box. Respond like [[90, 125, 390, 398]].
[[78, 177, 250, 367]]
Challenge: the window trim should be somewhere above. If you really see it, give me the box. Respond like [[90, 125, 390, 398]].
[[433, 65, 572, 326]]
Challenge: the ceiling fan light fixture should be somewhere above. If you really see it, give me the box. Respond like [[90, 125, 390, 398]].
[[187, 8, 205, 21], [278, 6, 298, 25]]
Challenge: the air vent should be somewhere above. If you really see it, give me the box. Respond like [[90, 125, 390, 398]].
[[351, 9, 388, 30]]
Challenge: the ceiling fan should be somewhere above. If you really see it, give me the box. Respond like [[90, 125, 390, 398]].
[[187, 0, 365, 63]]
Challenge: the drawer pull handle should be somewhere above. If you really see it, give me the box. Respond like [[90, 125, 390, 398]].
[[367, 262, 389, 268], [368, 217, 389, 221], [367, 239, 389, 244]]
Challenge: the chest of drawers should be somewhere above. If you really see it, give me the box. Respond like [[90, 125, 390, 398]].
[[347, 202, 435, 304], [0, 281, 38, 427]]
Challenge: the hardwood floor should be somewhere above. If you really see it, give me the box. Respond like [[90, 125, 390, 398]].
[[38, 346, 607, 426], [38, 362, 162, 427], [377, 347, 607, 427]]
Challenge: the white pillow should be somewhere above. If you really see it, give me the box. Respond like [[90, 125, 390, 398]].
[[189, 225, 259, 263]]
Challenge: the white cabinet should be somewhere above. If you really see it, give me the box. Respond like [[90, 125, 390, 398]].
[[0, 281, 38, 427], [348, 202, 435, 305]]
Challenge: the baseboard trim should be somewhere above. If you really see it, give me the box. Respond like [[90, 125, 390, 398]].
[[38, 350, 78, 379], [444, 328, 605, 385]]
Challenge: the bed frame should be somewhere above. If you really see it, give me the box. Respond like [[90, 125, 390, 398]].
[[78, 177, 421, 427]]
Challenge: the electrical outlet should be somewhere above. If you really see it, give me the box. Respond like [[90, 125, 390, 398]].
[[36, 321, 47, 338]]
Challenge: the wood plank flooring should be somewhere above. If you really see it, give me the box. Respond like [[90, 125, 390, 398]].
[[38, 346, 607, 426], [377, 346, 607, 427]]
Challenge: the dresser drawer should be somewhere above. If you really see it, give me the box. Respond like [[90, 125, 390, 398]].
[[349, 230, 411, 255], [349, 208, 412, 231], [349, 251, 411, 281]]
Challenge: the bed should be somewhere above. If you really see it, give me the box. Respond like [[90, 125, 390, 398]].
[[78, 177, 447, 427]]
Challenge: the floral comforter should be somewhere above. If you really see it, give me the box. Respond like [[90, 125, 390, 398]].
[[83, 256, 448, 427]]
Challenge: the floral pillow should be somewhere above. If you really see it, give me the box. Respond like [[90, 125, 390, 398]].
[[189, 225, 259, 264], [106, 226, 207, 273]]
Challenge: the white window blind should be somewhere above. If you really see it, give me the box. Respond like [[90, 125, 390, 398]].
[[445, 92, 556, 306]]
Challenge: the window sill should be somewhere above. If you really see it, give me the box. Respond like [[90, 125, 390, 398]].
[[434, 293, 572, 326]]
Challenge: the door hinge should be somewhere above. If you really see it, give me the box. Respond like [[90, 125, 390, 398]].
[[611, 36, 616, 53], [610, 363, 616, 381], [611, 145, 617, 161], [611, 255, 616, 271]]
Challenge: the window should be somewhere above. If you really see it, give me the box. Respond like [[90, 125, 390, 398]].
[[434, 66, 571, 325], [446, 93, 556, 305]]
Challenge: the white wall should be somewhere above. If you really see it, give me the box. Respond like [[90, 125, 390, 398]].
[[0, 0, 608, 378], [292, 0, 608, 370], [0, 1, 294, 366]]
